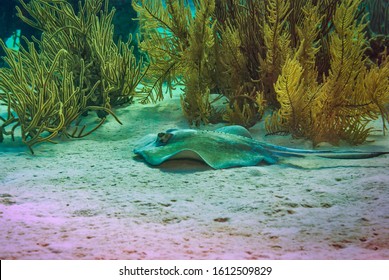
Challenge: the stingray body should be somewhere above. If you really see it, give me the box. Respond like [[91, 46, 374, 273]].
[[133, 125, 389, 169]]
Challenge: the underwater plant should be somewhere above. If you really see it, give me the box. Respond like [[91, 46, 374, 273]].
[[133, 0, 218, 126], [133, 0, 333, 126], [267, 0, 389, 145], [134, 0, 267, 127], [0, 0, 146, 153], [135, 0, 389, 145]]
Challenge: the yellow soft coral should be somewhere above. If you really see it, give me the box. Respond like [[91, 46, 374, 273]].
[[268, 0, 389, 145], [265, 57, 307, 136], [260, 0, 292, 107]]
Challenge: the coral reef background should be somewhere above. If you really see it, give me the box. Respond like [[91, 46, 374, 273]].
[[1, 0, 388, 152], [0, 0, 139, 57]]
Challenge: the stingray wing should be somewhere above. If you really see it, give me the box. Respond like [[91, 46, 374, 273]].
[[134, 128, 275, 168]]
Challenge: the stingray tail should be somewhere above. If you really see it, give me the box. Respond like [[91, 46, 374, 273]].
[[259, 143, 389, 160], [316, 151, 389, 159]]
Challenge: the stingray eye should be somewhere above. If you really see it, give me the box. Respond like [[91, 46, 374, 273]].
[[156, 132, 172, 146]]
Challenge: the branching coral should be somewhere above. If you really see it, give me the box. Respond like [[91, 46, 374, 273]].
[[215, 0, 266, 127], [260, 0, 292, 107], [0, 0, 144, 153], [267, 0, 389, 145], [134, 0, 220, 125], [1, 40, 76, 152], [135, 0, 268, 127], [132, 0, 192, 102], [180, 0, 217, 126], [17, 0, 145, 108], [134, 0, 388, 145], [265, 57, 306, 136]]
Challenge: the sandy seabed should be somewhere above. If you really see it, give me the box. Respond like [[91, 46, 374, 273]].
[[1, 91, 388, 260]]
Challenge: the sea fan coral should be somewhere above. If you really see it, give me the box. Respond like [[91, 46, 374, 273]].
[[0, 0, 144, 152], [267, 0, 389, 145], [135, 0, 389, 145]]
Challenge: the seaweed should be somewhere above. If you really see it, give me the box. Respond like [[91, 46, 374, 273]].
[[180, 0, 217, 126], [133, 0, 389, 145], [0, 0, 145, 153], [132, 0, 192, 102], [267, 0, 389, 145], [134, 0, 266, 127], [260, 0, 292, 107], [215, 0, 266, 127], [133, 0, 218, 125]]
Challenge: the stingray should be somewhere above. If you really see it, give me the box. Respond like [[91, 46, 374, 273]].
[[133, 125, 389, 169]]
